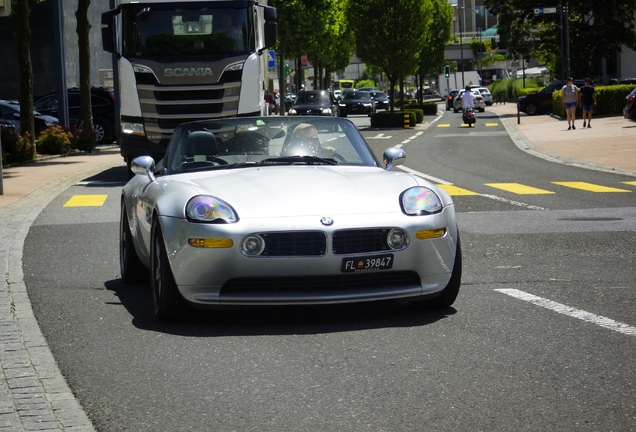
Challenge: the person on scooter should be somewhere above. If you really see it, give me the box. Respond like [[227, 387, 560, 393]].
[[461, 85, 476, 127], [462, 85, 475, 111]]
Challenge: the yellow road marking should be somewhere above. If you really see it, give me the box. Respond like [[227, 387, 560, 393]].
[[437, 124, 450, 128], [485, 123, 499, 127], [622, 181, 636, 186], [436, 184, 480, 196], [552, 182, 631, 193], [485, 183, 555, 195], [63, 195, 108, 207]]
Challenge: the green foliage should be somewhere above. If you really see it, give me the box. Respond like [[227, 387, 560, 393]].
[[1, 128, 35, 164], [404, 102, 438, 116], [489, 78, 541, 101], [355, 79, 377, 89], [36, 125, 72, 155], [370, 111, 416, 128], [552, 84, 636, 117]]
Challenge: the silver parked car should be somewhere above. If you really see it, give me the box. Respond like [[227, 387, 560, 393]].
[[453, 89, 486, 113], [120, 116, 462, 320], [475, 87, 493, 106]]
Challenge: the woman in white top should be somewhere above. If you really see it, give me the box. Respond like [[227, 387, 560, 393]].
[[561, 77, 579, 130]]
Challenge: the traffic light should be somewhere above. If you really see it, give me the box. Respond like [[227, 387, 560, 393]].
[[444, 65, 450, 78]]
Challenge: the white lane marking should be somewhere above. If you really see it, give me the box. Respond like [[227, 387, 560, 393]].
[[480, 193, 548, 211], [495, 289, 636, 336], [367, 133, 392, 139], [397, 165, 452, 185]]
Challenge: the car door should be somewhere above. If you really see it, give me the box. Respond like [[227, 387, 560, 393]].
[[0, 105, 21, 132]]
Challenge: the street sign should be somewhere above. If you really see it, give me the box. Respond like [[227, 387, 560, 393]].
[[534, 7, 557, 14], [267, 51, 275, 68]]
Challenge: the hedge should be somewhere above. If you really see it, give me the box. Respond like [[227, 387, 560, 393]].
[[551, 84, 636, 117]]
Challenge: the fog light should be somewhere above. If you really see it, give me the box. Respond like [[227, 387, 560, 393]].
[[188, 238, 233, 248], [415, 228, 446, 240], [387, 229, 408, 250], [241, 235, 265, 256]]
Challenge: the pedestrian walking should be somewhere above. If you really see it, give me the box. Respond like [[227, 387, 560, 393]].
[[579, 78, 596, 128], [562, 77, 579, 130]]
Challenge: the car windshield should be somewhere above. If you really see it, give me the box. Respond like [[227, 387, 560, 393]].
[[343, 91, 371, 100], [369, 91, 387, 98], [165, 117, 381, 174], [294, 93, 330, 105]]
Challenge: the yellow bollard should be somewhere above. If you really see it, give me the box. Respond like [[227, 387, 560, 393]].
[[404, 113, 410, 129]]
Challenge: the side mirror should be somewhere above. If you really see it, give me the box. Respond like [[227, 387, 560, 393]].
[[264, 22, 277, 50], [383, 147, 405, 171], [101, 9, 120, 55], [131, 155, 156, 182]]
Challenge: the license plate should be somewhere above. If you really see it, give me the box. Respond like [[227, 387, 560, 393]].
[[341, 254, 394, 273]]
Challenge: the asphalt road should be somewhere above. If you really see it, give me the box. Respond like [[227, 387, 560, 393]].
[[23, 111, 636, 431]]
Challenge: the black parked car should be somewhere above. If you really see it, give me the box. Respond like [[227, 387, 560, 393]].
[[517, 79, 588, 115], [0, 100, 58, 136], [288, 90, 339, 116], [34, 87, 116, 144], [445, 89, 459, 111], [624, 88, 636, 121], [338, 91, 375, 117], [369, 90, 390, 111]]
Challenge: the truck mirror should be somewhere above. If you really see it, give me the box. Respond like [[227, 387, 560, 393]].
[[101, 9, 120, 55], [263, 5, 277, 21], [264, 22, 277, 49]]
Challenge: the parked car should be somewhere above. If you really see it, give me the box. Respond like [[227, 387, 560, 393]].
[[338, 91, 375, 117], [369, 90, 390, 111], [34, 87, 116, 144], [288, 90, 339, 117], [445, 89, 459, 111], [475, 87, 493, 106], [453, 89, 485, 112], [119, 116, 462, 320], [0, 100, 58, 136], [517, 79, 588, 115], [624, 88, 636, 121]]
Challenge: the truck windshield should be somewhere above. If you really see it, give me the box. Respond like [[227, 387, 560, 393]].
[[122, 6, 252, 58]]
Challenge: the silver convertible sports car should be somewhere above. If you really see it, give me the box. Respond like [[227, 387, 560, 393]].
[[120, 116, 462, 320]]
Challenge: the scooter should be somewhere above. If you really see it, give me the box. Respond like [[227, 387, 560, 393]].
[[462, 107, 476, 127]]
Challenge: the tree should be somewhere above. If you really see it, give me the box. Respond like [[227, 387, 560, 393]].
[[486, 0, 636, 78], [348, 0, 431, 111], [76, 0, 95, 151], [13, 0, 36, 145], [415, 0, 453, 104]]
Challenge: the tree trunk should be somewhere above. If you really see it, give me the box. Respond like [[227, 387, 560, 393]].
[[76, 0, 96, 152], [14, 0, 35, 145]]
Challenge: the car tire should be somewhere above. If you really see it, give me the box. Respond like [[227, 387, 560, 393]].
[[410, 233, 462, 309], [525, 102, 539, 116], [120, 200, 148, 283], [480, 108, 485, 112], [453, 107, 458, 113], [93, 119, 108, 144], [150, 218, 188, 320]]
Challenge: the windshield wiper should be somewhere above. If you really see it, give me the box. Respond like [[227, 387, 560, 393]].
[[261, 156, 338, 165]]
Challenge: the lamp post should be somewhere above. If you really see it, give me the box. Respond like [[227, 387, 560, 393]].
[[454, 3, 465, 88]]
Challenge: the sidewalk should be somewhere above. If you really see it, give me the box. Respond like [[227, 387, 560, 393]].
[[488, 102, 636, 176], [0, 112, 635, 430]]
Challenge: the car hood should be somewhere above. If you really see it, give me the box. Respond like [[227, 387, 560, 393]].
[[291, 103, 331, 110], [166, 166, 427, 219], [341, 99, 372, 104]]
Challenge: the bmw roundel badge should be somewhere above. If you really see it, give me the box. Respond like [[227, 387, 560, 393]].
[[320, 217, 333, 226]]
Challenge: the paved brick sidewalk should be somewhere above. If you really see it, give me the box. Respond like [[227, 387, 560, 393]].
[[488, 102, 636, 176], [1, 147, 124, 431]]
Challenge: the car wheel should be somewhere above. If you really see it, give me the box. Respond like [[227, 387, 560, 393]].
[[525, 102, 539, 116], [93, 120, 108, 144], [453, 107, 458, 113], [480, 108, 485, 112], [120, 200, 147, 283], [150, 218, 187, 320], [410, 233, 462, 309]]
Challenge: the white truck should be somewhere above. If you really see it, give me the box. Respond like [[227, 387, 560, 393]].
[[101, 0, 277, 171], [438, 71, 482, 97]]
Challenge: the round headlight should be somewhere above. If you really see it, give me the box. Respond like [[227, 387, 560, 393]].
[[401, 186, 443, 215], [241, 235, 265, 256], [387, 228, 408, 250], [289, 108, 298, 115]]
